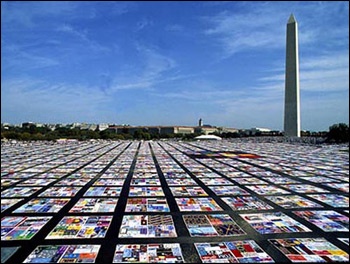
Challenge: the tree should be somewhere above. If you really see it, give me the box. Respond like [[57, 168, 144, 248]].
[[32, 133, 44, 140], [45, 131, 59, 141], [2, 131, 21, 140], [20, 132, 31, 141], [326, 123, 349, 143], [133, 129, 143, 140]]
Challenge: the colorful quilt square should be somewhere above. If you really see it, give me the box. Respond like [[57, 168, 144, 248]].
[[240, 212, 311, 234], [264, 195, 323, 209], [183, 214, 245, 237], [113, 244, 184, 263], [93, 179, 125, 186], [69, 198, 118, 213], [292, 210, 349, 232], [175, 197, 223, 211], [1, 216, 52, 240], [323, 183, 349, 193], [125, 198, 170, 212], [84, 187, 122, 197], [233, 177, 268, 185], [1, 199, 23, 212], [166, 178, 198, 186], [269, 238, 349, 262], [170, 186, 208, 196], [199, 177, 233, 185], [244, 185, 290, 195], [128, 187, 165, 196], [262, 177, 299, 184], [195, 241, 274, 263], [281, 184, 329, 193], [130, 178, 161, 185], [17, 178, 57, 186], [222, 196, 273, 210], [13, 198, 70, 213], [119, 215, 177, 238], [307, 194, 349, 207], [46, 216, 112, 239], [23, 244, 101, 263], [55, 178, 93, 186], [2, 187, 42, 197], [39, 187, 82, 197], [208, 186, 250, 196]]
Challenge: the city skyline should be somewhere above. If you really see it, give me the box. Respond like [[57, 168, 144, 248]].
[[1, 1, 349, 131]]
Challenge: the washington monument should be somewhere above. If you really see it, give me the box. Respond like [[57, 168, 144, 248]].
[[284, 14, 301, 137]]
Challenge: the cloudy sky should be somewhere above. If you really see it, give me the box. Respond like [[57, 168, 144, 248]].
[[1, 1, 349, 131]]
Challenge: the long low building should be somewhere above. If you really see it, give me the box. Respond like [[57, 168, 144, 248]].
[[108, 125, 195, 135], [108, 125, 238, 136]]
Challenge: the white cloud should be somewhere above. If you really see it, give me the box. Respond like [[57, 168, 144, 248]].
[[259, 74, 285, 83], [202, 2, 348, 58], [136, 18, 153, 31], [57, 24, 88, 40], [203, 7, 287, 57], [1, 78, 115, 124], [301, 69, 349, 92], [1, 1, 77, 27], [165, 24, 184, 32], [56, 24, 110, 53], [111, 45, 177, 90], [2, 44, 59, 71], [300, 52, 349, 92], [257, 51, 349, 93], [110, 2, 135, 16], [302, 53, 349, 70]]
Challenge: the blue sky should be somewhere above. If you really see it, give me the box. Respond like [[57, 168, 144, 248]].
[[1, 1, 349, 131]]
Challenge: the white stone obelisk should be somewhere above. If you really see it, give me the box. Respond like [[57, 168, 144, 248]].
[[284, 14, 300, 137]]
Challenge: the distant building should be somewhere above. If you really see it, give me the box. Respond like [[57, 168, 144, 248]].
[[221, 127, 239, 134], [251, 127, 271, 135], [71, 123, 97, 131], [240, 127, 280, 136], [198, 118, 203, 127], [22, 122, 36, 128], [98, 124, 110, 131], [175, 126, 195, 134], [109, 125, 196, 136], [71, 123, 81, 129], [47, 124, 56, 131], [195, 126, 217, 135], [1, 123, 11, 130]]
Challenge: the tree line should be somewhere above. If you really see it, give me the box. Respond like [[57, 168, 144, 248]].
[[1, 123, 348, 143], [0, 125, 201, 141]]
